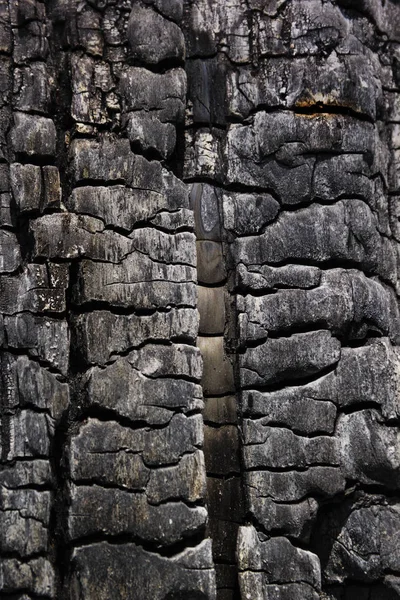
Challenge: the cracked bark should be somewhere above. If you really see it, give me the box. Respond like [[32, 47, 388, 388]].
[[1, 0, 400, 599]]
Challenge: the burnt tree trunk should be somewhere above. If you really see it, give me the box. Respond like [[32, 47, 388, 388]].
[[1, 0, 400, 599]]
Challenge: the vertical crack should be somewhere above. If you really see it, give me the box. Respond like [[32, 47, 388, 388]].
[[46, 11, 74, 596], [192, 182, 245, 600]]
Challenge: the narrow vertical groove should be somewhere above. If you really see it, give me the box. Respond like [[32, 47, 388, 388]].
[[192, 183, 245, 600]]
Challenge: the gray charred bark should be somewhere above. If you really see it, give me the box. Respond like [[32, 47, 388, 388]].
[[1, 0, 400, 599]]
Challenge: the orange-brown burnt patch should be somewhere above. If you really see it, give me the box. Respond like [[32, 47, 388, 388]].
[[294, 94, 362, 118]]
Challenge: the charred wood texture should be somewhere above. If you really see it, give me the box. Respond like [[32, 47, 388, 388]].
[[1, 0, 400, 599]]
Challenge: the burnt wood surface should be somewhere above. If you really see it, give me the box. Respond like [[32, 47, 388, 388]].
[[1, 1, 400, 599]]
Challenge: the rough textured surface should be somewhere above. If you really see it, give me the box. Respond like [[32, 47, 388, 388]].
[[1, 1, 212, 598], [1, 0, 400, 599], [183, 0, 400, 599]]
